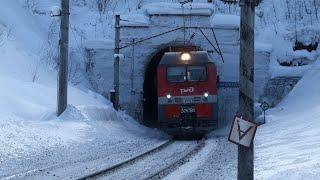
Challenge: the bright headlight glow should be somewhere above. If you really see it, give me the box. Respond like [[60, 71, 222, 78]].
[[203, 92, 209, 98], [166, 94, 172, 99], [181, 53, 191, 61]]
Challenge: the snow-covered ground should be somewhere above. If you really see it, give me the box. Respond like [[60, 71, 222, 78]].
[[1, 0, 320, 179], [165, 135, 237, 180], [0, 0, 168, 178], [255, 60, 320, 179], [0, 74, 167, 178]]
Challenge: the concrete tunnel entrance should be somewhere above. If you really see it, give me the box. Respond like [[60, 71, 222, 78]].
[[142, 45, 199, 127]]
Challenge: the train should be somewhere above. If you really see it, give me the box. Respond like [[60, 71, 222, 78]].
[[157, 51, 219, 137]]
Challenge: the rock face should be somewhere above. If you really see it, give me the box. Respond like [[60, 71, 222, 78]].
[[263, 77, 301, 107]]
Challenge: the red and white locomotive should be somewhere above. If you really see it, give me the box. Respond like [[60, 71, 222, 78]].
[[157, 51, 219, 136]]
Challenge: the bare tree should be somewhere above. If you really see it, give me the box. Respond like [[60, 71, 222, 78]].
[[97, 0, 111, 15]]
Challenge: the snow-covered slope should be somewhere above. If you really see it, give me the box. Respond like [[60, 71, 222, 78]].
[[0, 1, 167, 177], [255, 60, 320, 179], [0, 0, 319, 178], [253, 1, 320, 178]]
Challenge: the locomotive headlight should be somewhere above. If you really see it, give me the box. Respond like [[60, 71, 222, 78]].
[[181, 53, 191, 61], [166, 94, 172, 99], [203, 92, 209, 98]]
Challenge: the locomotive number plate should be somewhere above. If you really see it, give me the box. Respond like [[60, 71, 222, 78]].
[[181, 106, 196, 114]]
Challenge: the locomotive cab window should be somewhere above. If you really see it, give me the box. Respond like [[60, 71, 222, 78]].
[[187, 66, 207, 82], [167, 66, 207, 83], [167, 67, 186, 82]]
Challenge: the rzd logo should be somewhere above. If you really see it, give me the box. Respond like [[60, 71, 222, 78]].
[[180, 87, 194, 95]]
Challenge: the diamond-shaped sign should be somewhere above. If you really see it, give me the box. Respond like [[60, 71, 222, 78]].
[[260, 101, 270, 111], [228, 117, 258, 148]]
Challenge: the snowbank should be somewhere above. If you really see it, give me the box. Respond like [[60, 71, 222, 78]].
[[120, 14, 150, 27], [0, 70, 167, 177], [211, 14, 240, 29], [255, 60, 320, 179], [0, 1, 167, 178]]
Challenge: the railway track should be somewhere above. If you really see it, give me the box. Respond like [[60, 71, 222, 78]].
[[145, 138, 205, 180], [77, 139, 175, 180], [78, 138, 205, 180], [3, 140, 173, 180]]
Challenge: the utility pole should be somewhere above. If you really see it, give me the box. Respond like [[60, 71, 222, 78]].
[[238, 0, 260, 179], [57, 0, 70, 116], [114, 15, 120, 110]]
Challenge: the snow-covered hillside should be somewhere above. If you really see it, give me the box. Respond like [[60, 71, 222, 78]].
[[0, 0, 319, 179], [0, 0, 167, 177]]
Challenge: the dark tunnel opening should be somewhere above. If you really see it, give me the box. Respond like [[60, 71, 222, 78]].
[[143, 47, 169, 127], [142, 46, 198, 128]]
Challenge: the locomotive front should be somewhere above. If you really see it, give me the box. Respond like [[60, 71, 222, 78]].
[[157, 51, 218, 136]]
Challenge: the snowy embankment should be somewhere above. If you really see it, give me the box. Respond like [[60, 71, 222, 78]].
[[255, 60, 320, 179], [0, 75, 167, 178], [0, 1, 167, 178]]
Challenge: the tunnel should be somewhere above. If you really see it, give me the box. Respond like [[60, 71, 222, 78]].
[[142, 45, 199, 127]]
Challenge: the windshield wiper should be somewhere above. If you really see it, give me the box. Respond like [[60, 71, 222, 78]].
[[173, 71, 185, 86], [196, 69, 206, 85]]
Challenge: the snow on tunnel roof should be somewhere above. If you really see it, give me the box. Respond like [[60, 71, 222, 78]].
[[120, 14, 150, 27], [211, 14, 240, 29], [142, 3, 214, 16]]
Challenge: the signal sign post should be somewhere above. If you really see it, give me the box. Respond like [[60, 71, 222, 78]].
[[260, 101, 270, 124], [114, 15, 120, 110], [229, 117, 258, 148]]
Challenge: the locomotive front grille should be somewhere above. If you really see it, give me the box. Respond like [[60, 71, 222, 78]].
[[181, 112, 196, 127]]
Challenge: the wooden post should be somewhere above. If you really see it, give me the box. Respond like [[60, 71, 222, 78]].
[[114, 15, 120, 110], [238, 1, 256, 180], [57, 0, 70, 116]]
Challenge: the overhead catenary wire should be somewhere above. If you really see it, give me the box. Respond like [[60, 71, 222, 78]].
[[119, 27, 184, 49], [119, 26, 227, 48], [181, 3, 186, 45], [210, 28, 225, 63], [189, 30, 197, 42], [199, 28, 224, 63], [117, 21, 225, 63], [187, 2, 195, 44]]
